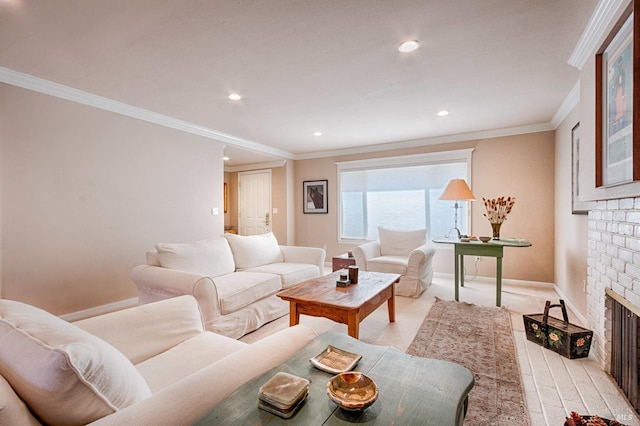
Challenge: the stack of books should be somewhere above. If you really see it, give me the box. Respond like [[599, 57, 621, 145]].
[[258, 372, 309, 419]]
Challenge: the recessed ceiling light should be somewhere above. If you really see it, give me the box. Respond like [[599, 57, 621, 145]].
[[313, 131, 323, 137], [222, 156, 230, 161], [228, 93, 242, 101], [437, 110, 449, 117], [398, 40, 420, 53]]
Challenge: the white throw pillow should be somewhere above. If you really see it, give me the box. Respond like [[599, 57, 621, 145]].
[[0, 300, 152, 426], [224, 232, 283, 269], [378, 227, 427, 256], [156, 237, 235, 277]]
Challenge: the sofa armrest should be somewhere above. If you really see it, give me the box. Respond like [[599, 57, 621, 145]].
[[74, 296, 205, 365], [406, 241, 437, 277], [352, 241, 381, 268], [130, 265, 223, 333], [88, 324, 319, 426], [279, 246, 326, 272]]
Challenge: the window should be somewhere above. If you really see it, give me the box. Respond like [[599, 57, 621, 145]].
[[337, 149, 473, 241]]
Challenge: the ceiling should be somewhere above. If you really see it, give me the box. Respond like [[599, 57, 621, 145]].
[[0, 0, 599, 166]]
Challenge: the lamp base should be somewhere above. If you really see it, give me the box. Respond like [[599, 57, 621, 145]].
[[444, 227, 462, 240]]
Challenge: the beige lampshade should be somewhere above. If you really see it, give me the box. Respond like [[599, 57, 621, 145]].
[[439, 179, 476, 201]]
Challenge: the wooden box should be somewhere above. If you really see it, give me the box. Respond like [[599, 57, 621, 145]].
[[523, 300, 593, 359]]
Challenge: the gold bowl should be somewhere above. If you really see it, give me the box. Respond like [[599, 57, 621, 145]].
[[479, 236, 492, 243], [326, 372, 379, 411]]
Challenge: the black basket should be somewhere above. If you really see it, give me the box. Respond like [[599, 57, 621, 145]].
[[523, 300, 593, 359]]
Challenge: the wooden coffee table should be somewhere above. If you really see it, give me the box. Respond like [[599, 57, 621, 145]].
[[277, 271, 400, 339]]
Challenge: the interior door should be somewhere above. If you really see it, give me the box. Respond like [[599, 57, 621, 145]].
[[238, 170, 272, 235]]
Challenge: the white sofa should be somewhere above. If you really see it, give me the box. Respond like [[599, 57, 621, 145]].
[[131, 232, 325, 338], [0, 295, 318, 426], [353, 227, 437, 298]]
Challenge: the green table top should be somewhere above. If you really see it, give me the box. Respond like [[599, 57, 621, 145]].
[[195, 332, 474, 425]]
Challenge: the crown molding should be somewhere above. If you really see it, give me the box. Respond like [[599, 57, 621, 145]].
[[294, 123, 554, 160], [0, 66, 295, 160], [0, 66, 564, 165], [568, 0, 629, 69], [550, 80, 580, 128], [224, 160, 287, 172]]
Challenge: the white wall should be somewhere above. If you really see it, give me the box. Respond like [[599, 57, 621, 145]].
[[0, 84, 225, 314]]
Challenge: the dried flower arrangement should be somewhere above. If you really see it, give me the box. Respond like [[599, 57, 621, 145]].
[[482, 196, 516, 224]]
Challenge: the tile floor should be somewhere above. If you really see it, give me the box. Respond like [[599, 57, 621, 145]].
[[242, 271, 640, 425]]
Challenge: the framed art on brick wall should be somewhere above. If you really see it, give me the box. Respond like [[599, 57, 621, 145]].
[[595, 0, 639, 188]]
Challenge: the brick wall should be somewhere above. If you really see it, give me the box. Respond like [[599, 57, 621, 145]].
[[587, 198, 640, 368]]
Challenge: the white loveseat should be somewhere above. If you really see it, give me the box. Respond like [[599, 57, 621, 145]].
[[353, 227, 437, 298], [131, 232, 325, 338], [0, 295, 318, 426]]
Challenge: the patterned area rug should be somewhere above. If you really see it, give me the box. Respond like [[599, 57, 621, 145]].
[[406, 298, 529, 426]]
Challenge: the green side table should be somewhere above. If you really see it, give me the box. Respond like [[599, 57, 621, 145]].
[[434, 238, 532, 306]]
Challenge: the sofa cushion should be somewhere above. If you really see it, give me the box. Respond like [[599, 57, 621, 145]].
[[0, 300, 152, 426], [378, 227, 427, 256], [366, 255, 408, 275], [0, 374, 41, 426], [156, 237, 235, 277], [135, 332, 247, 393], [245, 263, 320, 289], [224, 232, 283, 269], [74, 295, 205, 365], [213, 272, 282, 314]]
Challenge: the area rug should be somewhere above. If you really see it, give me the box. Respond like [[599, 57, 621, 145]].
[[406, 298, 529, 426]]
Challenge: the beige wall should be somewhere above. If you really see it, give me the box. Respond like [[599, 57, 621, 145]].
[[554, 105, 589, 316], [0, 84, 225, 315], [294, 131, 556, 283], [0, 57, 604, 316]]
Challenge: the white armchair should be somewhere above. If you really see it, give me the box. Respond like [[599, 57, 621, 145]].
[[352, 227, 436, 298]]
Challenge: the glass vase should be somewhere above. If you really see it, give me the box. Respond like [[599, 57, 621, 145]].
[[491, 223, 501, 240]]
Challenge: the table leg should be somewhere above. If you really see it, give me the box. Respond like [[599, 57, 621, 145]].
[[454, 251, 460, 301], [348, 311, 360, 339], [496, 257, 503, 307], [387, 291, 395, 323], [460, 254, 465, 288], [289, 302, 300, 326]]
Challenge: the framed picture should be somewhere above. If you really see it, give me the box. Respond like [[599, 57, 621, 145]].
[[596, 1, 638, 187], [224, 182, 228, 213], [572, 122, 589, 214], [303, 180, 328, 214]]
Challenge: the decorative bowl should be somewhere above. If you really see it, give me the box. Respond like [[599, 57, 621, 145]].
[[479, 236, 492, 243], [326, 372, 379, 411]]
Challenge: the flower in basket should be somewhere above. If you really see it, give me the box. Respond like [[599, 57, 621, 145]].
[[482, 196, 515, 239]]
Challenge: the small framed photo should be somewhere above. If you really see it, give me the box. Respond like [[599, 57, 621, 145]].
[[571, 122, 588, 214], [303, 180, 328, 214]]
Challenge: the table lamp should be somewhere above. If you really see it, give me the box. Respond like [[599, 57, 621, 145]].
[[439, 179, 476, 239]]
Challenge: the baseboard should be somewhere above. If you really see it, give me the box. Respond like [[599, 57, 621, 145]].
[[552, 285, 589, 326], [60, 297, 139, 322]]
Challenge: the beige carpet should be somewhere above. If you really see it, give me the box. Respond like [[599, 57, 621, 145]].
[[407, 297, 529, 426]]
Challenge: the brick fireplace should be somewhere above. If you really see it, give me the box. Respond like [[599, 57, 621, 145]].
[[588, 197, 640, 412]]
